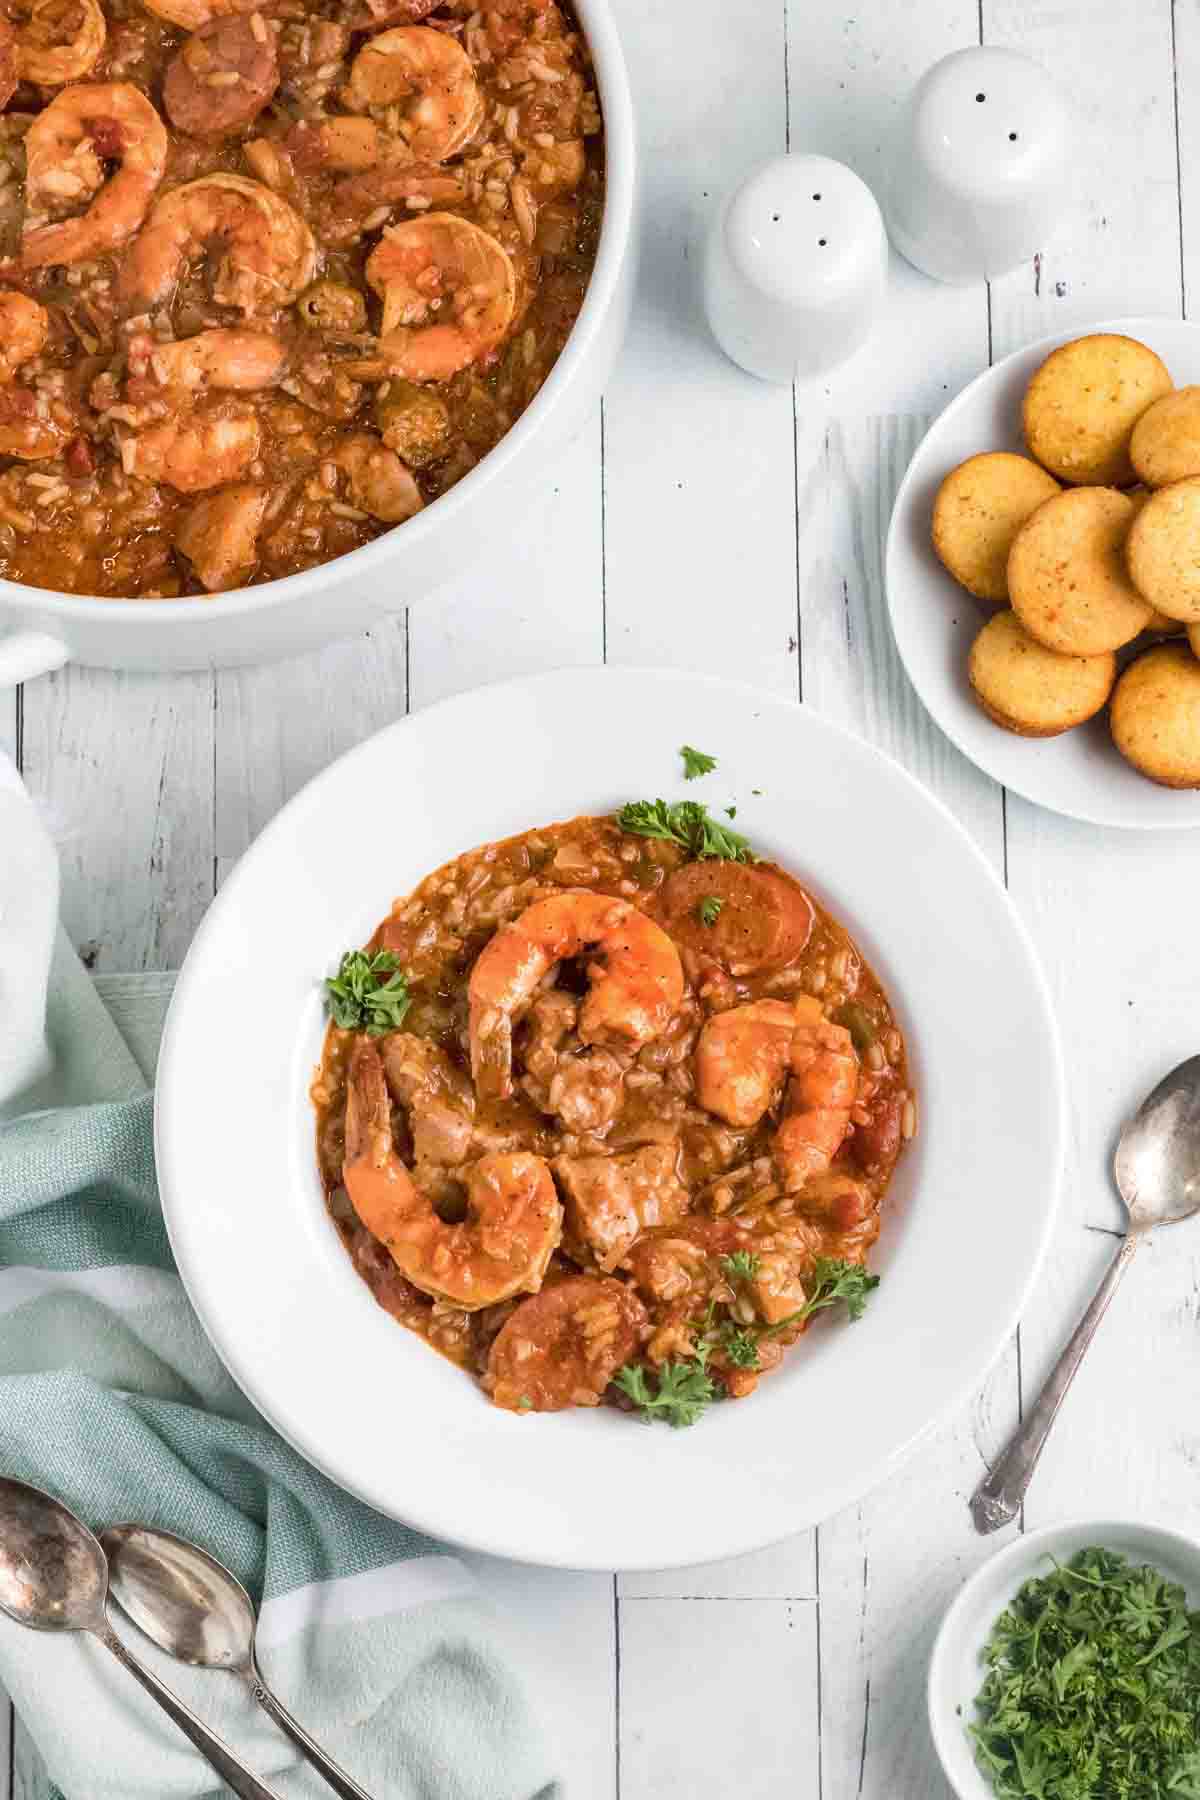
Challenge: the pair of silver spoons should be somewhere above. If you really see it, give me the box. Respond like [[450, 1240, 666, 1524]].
[[0, 1480, 370, 1800]]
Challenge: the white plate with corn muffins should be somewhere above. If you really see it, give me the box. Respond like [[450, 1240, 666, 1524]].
[[887, 316, 1200, 828]]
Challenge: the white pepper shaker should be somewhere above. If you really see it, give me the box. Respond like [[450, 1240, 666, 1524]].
[[886, 46, 1073, 285], [702, 153, 887, 384]]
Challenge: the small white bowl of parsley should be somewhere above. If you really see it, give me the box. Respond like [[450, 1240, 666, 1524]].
[[928, 1519, 1200, 1800]]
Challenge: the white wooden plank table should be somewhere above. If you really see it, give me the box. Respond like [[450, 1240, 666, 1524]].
[[5, 0, 1200, 1793]]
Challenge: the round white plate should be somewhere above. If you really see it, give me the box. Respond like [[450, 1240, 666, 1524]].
[[887, 315, 1200, 830], [156, 668, 1065, 1571]]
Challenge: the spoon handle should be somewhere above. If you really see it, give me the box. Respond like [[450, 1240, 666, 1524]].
[[248, 1661, 375, 1800], [93, 1622, 285, 1800], [970, 1228, 1142, 1534]]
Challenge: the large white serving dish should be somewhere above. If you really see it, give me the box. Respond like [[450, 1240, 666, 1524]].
[[155, 667, 1065, 1570], [0, 0, 635, 680]]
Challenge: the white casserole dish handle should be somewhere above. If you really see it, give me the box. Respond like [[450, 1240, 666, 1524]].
[[0, 631, 70, 685]]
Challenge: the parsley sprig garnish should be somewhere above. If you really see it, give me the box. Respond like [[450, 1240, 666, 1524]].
[[616, 799, 754, 863], [613, 1358, 716, 1429], [325, 949, 412, 1036], [615, 1256, 877, 1425], [970, 1547, 1200, 1800], [697, 895, 724, 927], [760, 1258, 880, 1337], [680, 744, 717, 780]]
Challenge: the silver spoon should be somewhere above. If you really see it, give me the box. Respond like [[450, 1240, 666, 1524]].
[[972, 1054, 1200, 1532], [102, 1522, 373, 1800], [0, 1477, 282, 1800]]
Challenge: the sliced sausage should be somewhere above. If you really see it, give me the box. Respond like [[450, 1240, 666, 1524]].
[[164, 13, 279, 139], [485, 1274, 647, 1412], [657, 861, 814, 977]]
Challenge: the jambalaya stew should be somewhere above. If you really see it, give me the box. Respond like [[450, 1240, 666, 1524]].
[[0, 0, 602, 595], [313, 794, 916, 1425]]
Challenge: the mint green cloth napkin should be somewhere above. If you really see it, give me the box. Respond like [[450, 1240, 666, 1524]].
[[0, 765, 560, 1800]]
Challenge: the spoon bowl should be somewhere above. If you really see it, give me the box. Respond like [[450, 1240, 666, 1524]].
[[0, 1475, 108, 1633], [102, 1523, 255, 1672], [103, 1521, 373, 1800], [1114, 1053, 1200, 1227]]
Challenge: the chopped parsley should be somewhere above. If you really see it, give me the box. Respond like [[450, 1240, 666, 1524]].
[[719, 1251, 761, 1283], [970, 1547, 1200, 1800], [725, 805, 737, 819], [614, 1358, 716, 1429], [760, 1258, 879, 1337], [616, 799, 755, 863], [697, 895, 724, 927], [680, 744, 718, 780], [325, 949, 411, 1036], [516, 1396, 533, 1412]]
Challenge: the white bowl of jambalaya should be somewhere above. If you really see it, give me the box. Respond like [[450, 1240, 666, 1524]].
[[0, 0, 634, 674], [155, 669, 1065, 1569]]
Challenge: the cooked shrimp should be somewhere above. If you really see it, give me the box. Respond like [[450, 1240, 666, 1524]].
[[163, 12, 279, 140], [141, 0, 258, 34], [22, 84, 167, 270], [695, 999, 798, 1128], [328, 431, 423, 522], [343, 1038, 562, 1309], [774, 1000, 858, 1188], [347, 27, 484, 164], [0, 289, 70, 459], [149, 328, 286, 393], [485, 1275, 648, 1412], [348, 213, 516, 383], [119, 173, 317, 316], [469, 891, 685, 1101], [174, 481, 267, 590], [14, 0, 105, 85], [696, 995, 858, 1189], [120, 402, 260, 491]]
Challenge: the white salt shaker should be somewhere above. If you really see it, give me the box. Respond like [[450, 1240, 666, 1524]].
[[703, 153, 887, 384], [886, 46, 1072, 285]]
